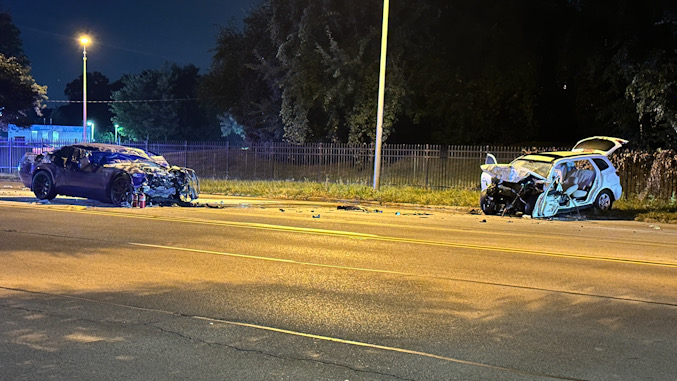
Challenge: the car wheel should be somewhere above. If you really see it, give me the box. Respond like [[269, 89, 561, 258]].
[[110, 175, 133, 206], [524, 194, 539, 215], [480, 190, 498, 215], [594, 189, 614, 211], [32, 171, 57, 200]]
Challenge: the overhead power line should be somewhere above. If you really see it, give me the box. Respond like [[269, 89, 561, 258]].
[[44, 98, 202, 104]]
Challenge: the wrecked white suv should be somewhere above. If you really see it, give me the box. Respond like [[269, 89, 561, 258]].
[[480, 136, 627, 218]]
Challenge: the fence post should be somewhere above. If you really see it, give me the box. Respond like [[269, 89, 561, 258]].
[[268, 143, 275, 180], [425, 144, 430, 188], [318, 143, 322, 182], [8, 138, 12, 173]]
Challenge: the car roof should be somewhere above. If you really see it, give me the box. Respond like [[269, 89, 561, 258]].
[[68, 143, 135, 151], [517, 151, 605, 163]]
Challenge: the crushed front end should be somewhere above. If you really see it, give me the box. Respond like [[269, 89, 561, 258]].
[[109, 162, 200, 206], [480, 164, 546, 216]]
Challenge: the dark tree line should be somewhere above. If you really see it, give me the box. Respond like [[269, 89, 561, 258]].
[[203, 0, 677, 148], [0, 11, 46, 127]]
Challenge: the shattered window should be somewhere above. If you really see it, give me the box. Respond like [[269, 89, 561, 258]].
[[511, 159, 553, 178]]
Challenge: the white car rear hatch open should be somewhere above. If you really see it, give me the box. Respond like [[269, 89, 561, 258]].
[[571, 136, 628, 156]]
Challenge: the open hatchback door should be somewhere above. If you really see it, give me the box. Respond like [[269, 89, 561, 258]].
[[571, 136, 628, 156]]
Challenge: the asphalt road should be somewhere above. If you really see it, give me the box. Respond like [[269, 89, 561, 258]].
[[1, 182, 676, 380]]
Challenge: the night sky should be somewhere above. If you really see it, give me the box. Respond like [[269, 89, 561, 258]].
[[2, 0, 259, 100]]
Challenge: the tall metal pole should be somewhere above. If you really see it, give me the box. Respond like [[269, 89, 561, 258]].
[[373, 0, 389, 190], [82, 43, 87, 142]]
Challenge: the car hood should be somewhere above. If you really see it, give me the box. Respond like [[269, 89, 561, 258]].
[[480, 164, 546, 183]]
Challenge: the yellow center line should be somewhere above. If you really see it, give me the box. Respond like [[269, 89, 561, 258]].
[[3, 202, 677, 268], [190, 316, 584, 380], [0, 285, 581, 380], [370, 236, 677, 268], [130, 242, 415, 276]]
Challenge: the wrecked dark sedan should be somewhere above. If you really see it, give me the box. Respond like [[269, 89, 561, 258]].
[[18, 143, 199, 206]]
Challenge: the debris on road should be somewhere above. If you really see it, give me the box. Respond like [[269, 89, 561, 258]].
[[337, 205, 365, 211]]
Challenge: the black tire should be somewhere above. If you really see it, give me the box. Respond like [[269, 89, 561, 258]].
[[32, 171, 57, 200], [524, 194, 539, 216], [480, 190, 498, 215], [594, 189, 614, 211], [110, 175, 133, 206]]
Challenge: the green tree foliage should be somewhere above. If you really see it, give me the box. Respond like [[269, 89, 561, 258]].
[[203, 4, 287, 142], [111, 63, 218, 141], [205, 0, 405, 144], [50, 72, 122, 134], [204, 0, 677, 148], [0, 12, 46, 127], [626, 57, 677, 148], [110, 66, 179, 141], [0, 11, 28, 65]]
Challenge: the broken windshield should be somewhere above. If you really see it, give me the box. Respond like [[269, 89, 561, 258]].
[[511, 159, 552, 178]]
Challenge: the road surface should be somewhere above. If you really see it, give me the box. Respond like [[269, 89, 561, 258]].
[[1, 182, 676, 380]]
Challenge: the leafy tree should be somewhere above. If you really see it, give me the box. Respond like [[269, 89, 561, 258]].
[[0, 11, 28, 66], [171, 64, 220, 140], [0, 12, 45, 128], [111, 63, 219, 141], [0, 54, 46, 126], [203, 0, 677, 148], [204, 0, 406, 144], [218, 112, 246, 144], [110, 66, 179, 141], [50, 72, 122, 134], [626, 57, 677, 148], [202, 4, 285, 142]]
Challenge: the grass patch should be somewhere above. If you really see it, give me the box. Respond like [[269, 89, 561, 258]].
[[200, 178, 479, 207], [0, 172, 19, 181], [615, 196, 677, 223]]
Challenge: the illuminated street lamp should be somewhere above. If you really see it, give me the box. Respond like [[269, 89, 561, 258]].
[[114, 124, 120, 144], [87, 121, 95, 142], [80, 35, 91, 142]]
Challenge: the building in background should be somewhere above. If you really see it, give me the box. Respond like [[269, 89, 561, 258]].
[[6, 124, 91, 142]]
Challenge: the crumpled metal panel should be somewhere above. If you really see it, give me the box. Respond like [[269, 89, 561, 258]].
[[480, 164, 541, 183]]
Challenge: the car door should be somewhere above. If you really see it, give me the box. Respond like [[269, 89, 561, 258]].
[[480, 153, 498, 190], [531, 165, 564, 218], [65, 150, 107, 200]]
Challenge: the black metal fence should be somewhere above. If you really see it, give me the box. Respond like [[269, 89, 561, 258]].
[[2, 139, 675, 199]]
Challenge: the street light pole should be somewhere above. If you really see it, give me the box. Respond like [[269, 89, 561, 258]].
[[373, 0, 389, 190], [80, 36, 90, 142]]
